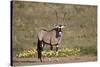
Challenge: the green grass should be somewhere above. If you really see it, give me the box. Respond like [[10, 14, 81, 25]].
[[79, 47, 97, 56], [16, 47, 97, 58]]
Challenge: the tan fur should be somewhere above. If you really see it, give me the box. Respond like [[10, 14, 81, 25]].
[[38, 29, 61, 45]]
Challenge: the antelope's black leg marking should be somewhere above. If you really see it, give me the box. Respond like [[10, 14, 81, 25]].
[[50, 45, 53, 50], [56, 45, 59, 51]]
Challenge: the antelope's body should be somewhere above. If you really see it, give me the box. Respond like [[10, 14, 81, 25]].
[[37, 25, 64, 62], [38, 29, 61, 45]]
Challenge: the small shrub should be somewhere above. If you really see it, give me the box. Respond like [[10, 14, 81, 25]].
[[16, 48, 37, 58], [15, 47, 96, 58], [16, 48, 80, 58]]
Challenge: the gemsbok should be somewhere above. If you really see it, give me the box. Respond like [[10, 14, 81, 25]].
[[37, 11, 66, 62]]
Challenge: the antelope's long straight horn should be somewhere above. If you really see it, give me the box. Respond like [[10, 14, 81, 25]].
[[63, 12, 66, 23], [55, 10, 59, 23]]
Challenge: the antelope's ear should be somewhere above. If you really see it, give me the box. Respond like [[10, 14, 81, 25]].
[[61, 25, 64, 28], [54, 24, 59, 28], [62, 24, 67, 28]]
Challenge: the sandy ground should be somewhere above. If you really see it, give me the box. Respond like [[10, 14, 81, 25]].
[[12, 55, 97, 66]]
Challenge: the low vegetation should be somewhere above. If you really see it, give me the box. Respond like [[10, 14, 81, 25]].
[[16, 47, 97, 58]]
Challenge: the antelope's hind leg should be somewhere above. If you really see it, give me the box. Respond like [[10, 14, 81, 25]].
[[42, 42, 45, 51]]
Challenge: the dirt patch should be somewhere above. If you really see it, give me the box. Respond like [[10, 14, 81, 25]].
[[12, 55, 97, 66]]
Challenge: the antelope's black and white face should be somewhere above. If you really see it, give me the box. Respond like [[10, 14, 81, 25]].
[[55, 25, 64, 35]]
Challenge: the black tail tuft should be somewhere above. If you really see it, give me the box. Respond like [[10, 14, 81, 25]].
[[37, 39, 43, 62]]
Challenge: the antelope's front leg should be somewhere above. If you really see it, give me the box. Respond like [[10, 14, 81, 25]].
[[56, 45, 59, 51], [50, 45, 53, 50]]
